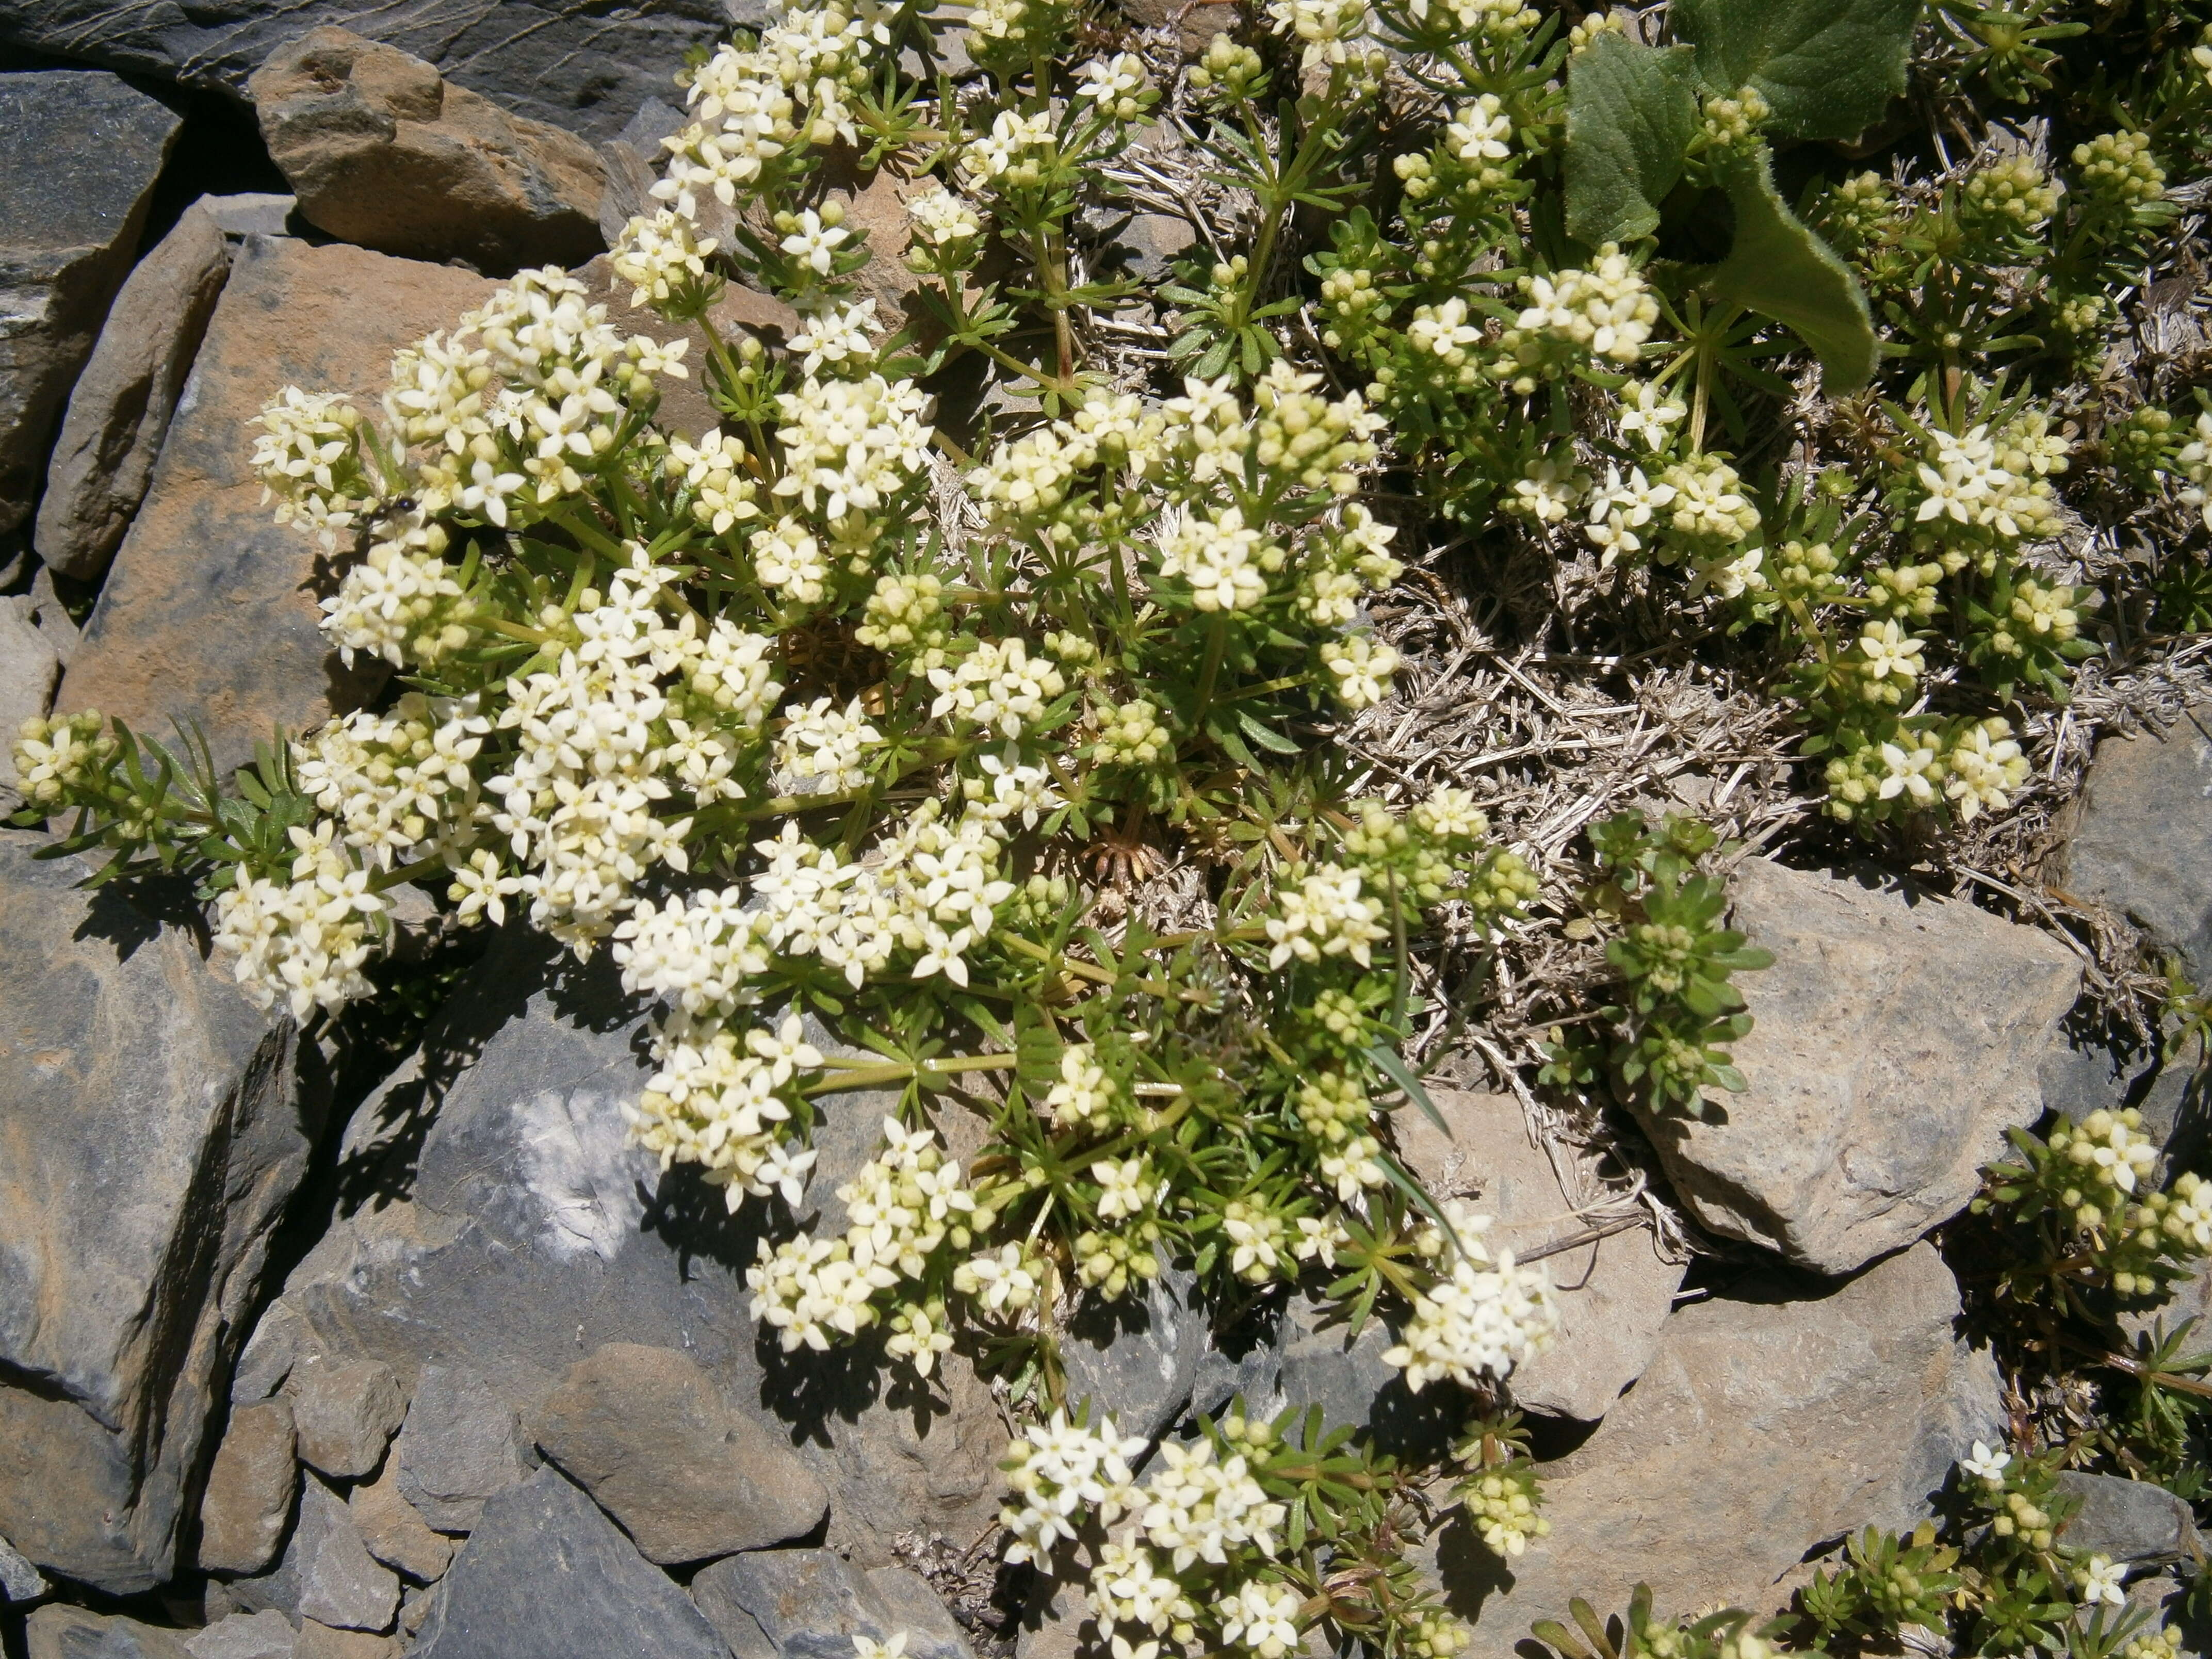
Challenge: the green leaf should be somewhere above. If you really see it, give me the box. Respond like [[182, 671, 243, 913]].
[[1565, 34, 1701, 247], [1672, 0, 1921, 142], [1704, 148, 1877, 392]]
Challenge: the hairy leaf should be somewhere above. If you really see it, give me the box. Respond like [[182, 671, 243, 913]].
[[1673, 0, 1922, 142], [1565, 33, 1701, 247], [1706, 148, 1877, 392]]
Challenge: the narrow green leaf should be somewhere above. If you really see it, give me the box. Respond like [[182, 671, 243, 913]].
[[1565, 34, 1700, 247], [1366, 1042, 1447, 1139], [1705, 148, 1877, 392], [1673, 0, 1921, 142]]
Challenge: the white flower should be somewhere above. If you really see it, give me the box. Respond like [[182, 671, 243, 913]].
[[854, 1635, 908, 1659], [2078, 1554, 2126, 1607], [1857, 619, 1924, 682], [1960, 1440, 2010, 1485], [780, 208, 849, 274]]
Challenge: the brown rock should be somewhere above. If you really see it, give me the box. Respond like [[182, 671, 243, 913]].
[[288, 1359, 406, 1480], [1443, 1243, 2003, 1655], [0, 72, 184, 532], [533, 1343, 829, 1564], [251, 28, 604, 273], [196, 1399, 300, 1574], [1396, 1089, 1684, 1422], [292, 1624, 399, 1659], [34, 202, 233, 582], [348, 1461, 453, 1584], [26, 1606, 196, 1659], [1631, 859, 2082, 1275], [59, 237, 494, 778]]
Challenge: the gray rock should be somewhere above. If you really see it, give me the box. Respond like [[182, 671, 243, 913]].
[[194, 1398, 299, 1575], [1189, 1323, 1283, 1427], [24, 1607, 196, 1659], [409, 1467, 729, 1659], [1633, 859, 2081, 1275], [1440, 1243, 2003, 1656], [34, 203, 231, 582], [0, 595, 62, 810], [1396, 1088, 1685, 1421], [1061, 1268, 1208, 1443], [262, 926, 1005, 1567], [22, 567, 79, 666], [2056, 1472, 2201, 1565], [596, 99, 688, 247], [393, 1367, 530, 1533], [252, 28, 605, 273], [532, 1342, 828, 1563], [0, 835, 312, 1594], [289, 1478, 400, 1633], [0, 72, 182, 532], [2058, 706, 2212, 980], [57, 237, 492, 778], [867, 1566, 978, 1659], [199, 196, 299, 239], [185, 1612, 297, 1659], [692, 1548, 898, 1659], [233, 1302, 303, 1404], [288, 1359, 407, 1481], [348, 1461, 453, 1583], [2043, 1039, 2200, 1158], [1273, 1292, 1411, 1445], [0, 1528, 48, 1603], [0, 0, 734, 144]]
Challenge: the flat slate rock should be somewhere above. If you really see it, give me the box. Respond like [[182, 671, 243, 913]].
[[2059, 705, 2212, 981], [0, 71, 182, 532], [409, 1467, 728, 1659], [1440, 1243, 2002, 1656], [58, 236, 493, 778], [194, 1397, 299, 1575], [34, 200, 231, 581], [0, 0, 750, 143], [1634, 859, 2080, 1275], [532, 1342, 827, 1563], [0, 835, 310, 1594], [257, 925, 1005, 1567], [1397, 1088, 1685, 1422]]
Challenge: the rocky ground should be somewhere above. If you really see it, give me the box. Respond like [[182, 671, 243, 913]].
[[2, 8, 2211, 1659]]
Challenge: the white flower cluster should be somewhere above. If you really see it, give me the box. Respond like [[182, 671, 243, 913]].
[[773, 371, 933, 519], [1498, 245, 1657, 386], [749, 1117, 981, 1365], [294, 692, 488, 870], [1265, 863, 1390, 968], [928, 638, 1067, 739], [1910, 419, 2068, 543], [960, 109, 1058, 193], [1266, 0, 1375, 70], [486, 551, 695, 952], [1157, 507, 1276, 611], [1136, 1440, 1287, 1565], [1001, 1409, 1147, 1564], [212, 823, 389, 1019], [1380, 1206, 1556, 1391]]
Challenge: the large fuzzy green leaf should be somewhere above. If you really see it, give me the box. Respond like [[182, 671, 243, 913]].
[[1565, 32, 1702, 247], [1705, 148, 1877, 391], [1673, 0, 1923, 141]]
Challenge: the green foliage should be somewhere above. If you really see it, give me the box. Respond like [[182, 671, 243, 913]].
[[1972, 1109, 2212, 1314], [1541, 811, 1771, 1121], [1704, 148, 1878, 391], [1565, 34, 1701, 247], [1673, 0, 1922, 140]]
